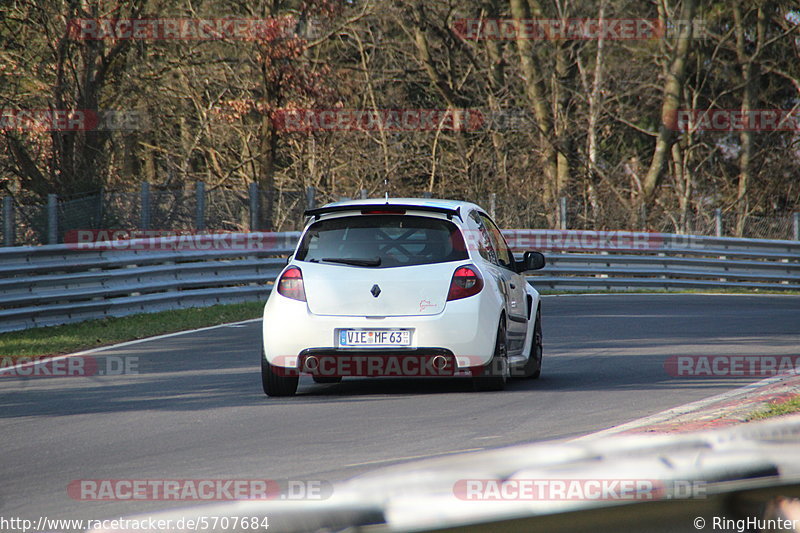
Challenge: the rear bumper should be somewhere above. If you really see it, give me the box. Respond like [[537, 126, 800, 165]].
[[295, 348, 467, 378], [261, 289, 499, 369]]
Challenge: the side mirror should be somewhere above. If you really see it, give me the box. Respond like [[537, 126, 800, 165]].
[[518, 251, 546, 272]]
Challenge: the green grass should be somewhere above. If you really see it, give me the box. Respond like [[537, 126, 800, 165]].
[[0, 301, 264, 360], [748, 395, 800, 421]]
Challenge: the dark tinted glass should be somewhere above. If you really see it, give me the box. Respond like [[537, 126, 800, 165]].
[[296, 215, 468, 268]]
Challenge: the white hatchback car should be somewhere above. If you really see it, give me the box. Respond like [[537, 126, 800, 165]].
[[261, 198, 545, 396]]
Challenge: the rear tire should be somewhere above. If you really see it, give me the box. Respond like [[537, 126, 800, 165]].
[[522, 308, 543, 379], [261, 349, 298, 397], [473, 319, 509, 392]]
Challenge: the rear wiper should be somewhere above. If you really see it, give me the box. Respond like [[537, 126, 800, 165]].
[[321, 257, 382, 267]]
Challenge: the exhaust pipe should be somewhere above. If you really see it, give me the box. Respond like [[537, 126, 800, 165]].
[[303, 356, 320, 373], [431, 355, 448, 371]]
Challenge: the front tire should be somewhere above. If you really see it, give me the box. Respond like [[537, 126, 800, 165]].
[[261, 349, 298, 397], [473, 318, 509, 392], [521, 308, 543, 379]]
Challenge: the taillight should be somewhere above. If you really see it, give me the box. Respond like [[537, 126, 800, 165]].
[[447, 265, 484, 301], [277, 266, 306, 301]]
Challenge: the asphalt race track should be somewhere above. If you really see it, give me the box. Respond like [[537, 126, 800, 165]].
[[2, 294, 799, 526]]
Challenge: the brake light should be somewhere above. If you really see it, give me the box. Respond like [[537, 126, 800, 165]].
[[447, 265, 484, 301], [277, 266, 306, 301]]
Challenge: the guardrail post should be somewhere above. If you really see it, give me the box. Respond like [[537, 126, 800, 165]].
[[195, 181, 206, 231], [140, 182, 151, 230], [559, 197, 567, 230], [3, 196, 14, 246], [794, 212, 800, 241], [249, 182, 259, 231], [490, 193, 497, 219], [305, 186, 316, 210], [47, 194, 58, 244], [714, 208, 722, 237], [98, 187, 105, 226]]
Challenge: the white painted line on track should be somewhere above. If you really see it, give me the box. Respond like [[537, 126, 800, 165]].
[[0, 318, 262, 375], [572, 371, 797, 441]]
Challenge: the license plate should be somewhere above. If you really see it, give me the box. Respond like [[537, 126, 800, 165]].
[[338, 329, 411, 347]]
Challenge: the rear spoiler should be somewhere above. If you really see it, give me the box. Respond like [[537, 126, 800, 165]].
[[304, 203, 462, 221]]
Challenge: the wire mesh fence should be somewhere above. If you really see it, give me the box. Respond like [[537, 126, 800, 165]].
[[1, 186, 798, 246]]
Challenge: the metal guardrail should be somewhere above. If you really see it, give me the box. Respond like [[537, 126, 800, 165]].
[[512, 230, 800, 291], [0, 232, 300, 333], [0, 230, 798, 333]]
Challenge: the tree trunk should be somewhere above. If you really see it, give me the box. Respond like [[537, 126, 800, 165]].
[[509, 0, 558, 224], [640, 0, 697, 211], [733, 5, 766, 237]]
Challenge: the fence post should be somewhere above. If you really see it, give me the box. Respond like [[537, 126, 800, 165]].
[[140, 182, 151, 230], [97, 187, 104, 227], [47, 193, 58, 244], [195, 181, 206, 231], [794, 212, 800, 241], [305, 186, 316, 210], [360, 189, 368, 200], [640, 204, 647, 231], [3, 196, 14, 247], [559, 197, 567, 230], [249, 182, 259, 231], [714, 208, 722, 237], [489, 193, 496, 219]]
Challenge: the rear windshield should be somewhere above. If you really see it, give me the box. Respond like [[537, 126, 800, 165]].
[[295, 214, 468, 268]]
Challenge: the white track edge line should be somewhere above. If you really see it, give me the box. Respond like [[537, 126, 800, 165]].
[[1, 317, 262, 374], [572, 372, 798, 441]]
